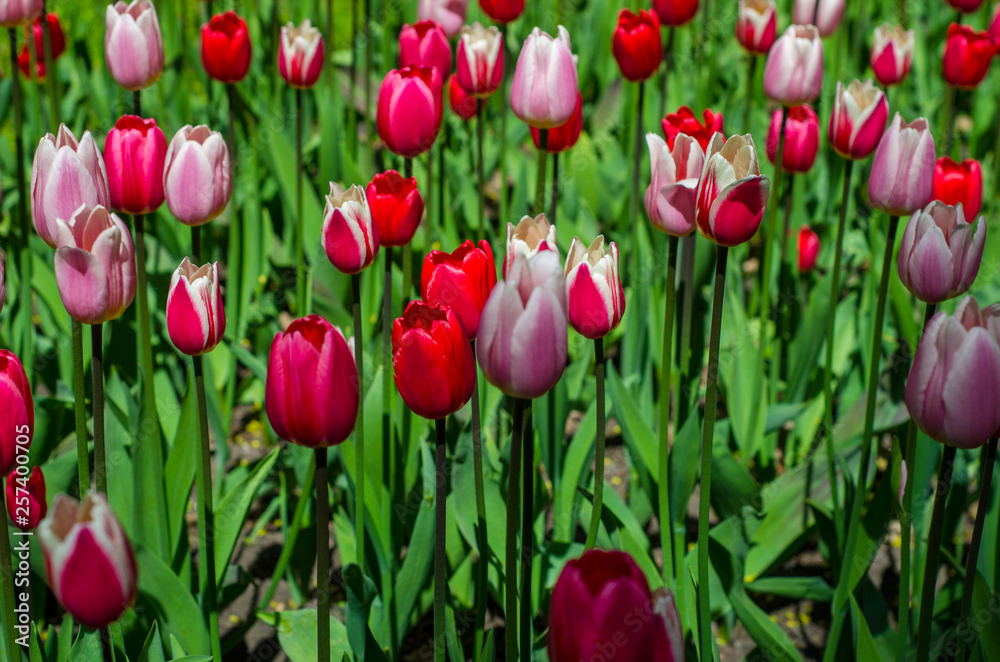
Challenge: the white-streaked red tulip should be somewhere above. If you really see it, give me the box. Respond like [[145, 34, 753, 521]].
[[322, 182, 380, 274], [510, 26, 579, 129], [565, 235, 625, 340], [897, 202, 985, 304], [166, 258, 226, 356], [278, 19, 324, 89], [163, 125, 231, 226], [792, 0, 844, 36], [870, 24, 914, 87], [735, 0, 777, 55], [644, 132, 704, 237], [105, 0, 164, 91], [457, 22, 503, 99], [868, 113, 936, 217], [763, 25, 824, 106], [828, 79, 888, 160], [503, 213, 558, 277], [695, 133, 771, 247]]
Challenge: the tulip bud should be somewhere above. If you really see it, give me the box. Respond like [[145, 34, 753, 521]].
[[54, 206, 137, 325], [163, 125, 231, 226], [0, 350, 33, 477], [38, 493, 137, 629], [105, 0, 164, 91], [736, 0, 777, 55], [265, 315, 359, 448], [503, 213, 558, 277], [763, 25, 824, 106], [530, 92, 583, 154], [942, 23, 999, 90], [457, 22, 503, 99], [448, 73, 478, 120], [103, 115, 168, 215], [990, 4, 1000, 41], [477, 251, 568, 399], [17, 13, 65, 78], [510, 26, 579, 129], [870, 24, 914, 87], [828, 79, 888, 160], [792, 0, 844, 36], [644, 133, 704, 237], [201, 11, 252, 84], [400, 20, 452, 80], [322, 182, 379, 274], [932, 157, 982, 220], [612, 9, 662, 82], [421, 239, 497, 339], [946, 0, 984, 12], [653, 0, 699, 27], [798, 225, 820, 273], [278, 19, 324, 89], [905, 297, 1000, 449], [479, 0, 523, 24], [897, 202, 985, 304], [6, 466, 46, 531], [0, 0, 41, 27], [565, 236, 626, 340], [417, 0, 467, 38], [767, 104, 819, 173], [662, 105, 724, 152], [31, 125, 110, 249], [695, 133, 771, 247], [166, 258, 226, 356], [868, 113, 935, 217], [366, 171, 424, 247], [377, 66, 443, 158]]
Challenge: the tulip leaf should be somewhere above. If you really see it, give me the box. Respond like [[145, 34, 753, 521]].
[[478, 630, 495, 662], [135, 544, 210, 655], [68, 629, 102, 662], [29, 623, 48, 662], [848, 594, 883, 661], [552, 400, 598, 542], [669, 407, 701, 526], [343, 562, 377, 662], [264, 130, 324, 266], [847, 466, 894, 593], [606, 364, 657, 478], [746, 576, 835, 602], [137, 621, 166, 662], [257, 609, 351, 662], [164, 373, 199, 568]]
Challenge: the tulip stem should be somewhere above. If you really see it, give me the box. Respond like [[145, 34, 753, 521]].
[[943, 85, 957, 157], [352, 273, 366, 577], [434, 417, 447, 662], [193, 355, 222, 662], [40, 0, 60, 132], [316, 448, 331, 662], [498, 24, 509, 227], [9, 28, 33, 388], [470, 339, 489, 658], [994, 99, 1000, 195], [743, 55, 757, 135], [697, 245, 729, 658], [295, 88, 308, 316], [1, 477, 20, 662], [914, 444, 956, 661], [658, 235, 679, 581], [133, 90, 140, 116], [631, 81, 645, 271], [348, 0, 358, 159], [676, 234, 696, 426], [659, 29, 674, 120], [823, 214, 901, 662], [258, 454, 316, 610], [92, 323, 107, 495], [364, 0, 372, 158], [520, 401, 534, 660], [505, 398, 526, 662], [73, 319, 90, 496], [476, 103, 486, 243], [535, 131, 548, 215], [550, 153, 560, 226], [382, 245, 394, 560], [585, 339, 607, 550]]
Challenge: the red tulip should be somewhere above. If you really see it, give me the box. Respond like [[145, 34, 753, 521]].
[[932, 157, 983, 220], [201, 11, 251, 83], [448, 73, 478, 120], [278, 19, 324, 88], [166, 258, 225, 357], [366, 171, 424, 247], [6, 466, 46, 531], [828, 79, 888, 160], [421, 239, 497, 339], [612, 9, 662, 82], [0, 350, 33, 479], [870, 24, 914, 87], [662, 105, 724, 151], [456, 22, 503, 99], [652, 0, 699, 27], [322, 183, 380, 275], [942, 23, 999, 90], [798, 225, 820, 273], [103, 115, 167, 215], [377, 66, 443, 158], [695, 133, 771, 247], [17, 12, 64, 79], [735, 0, 777, 55], [766, 104, 819, 173], [479, 0, 523, 24], [399, 20, 452, 80], [531, 92, 583, 153]]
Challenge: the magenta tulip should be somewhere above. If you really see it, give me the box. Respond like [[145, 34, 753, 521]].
[[766, 104, 819, 173], [166, 258, 226, 356], [399, 20, 452, 80], [510, 26, 579, 129], [103, 115, 168, 215], [868, 113, 936, 217], [377, 66, 443, 158], [644, 132, 704, 237], [792, 0, 844, 36], [6, 466, 46, 531], [565, 235, 626, 340], [897, 202, 985, 305], [503, 213, 558, 277], [0, 258, 5, 317], [0, 350, 33, 477], [695, 133, 771, 247], [870, 24, 914, 87], [828, 79, 888, 160], [104, 0, 164, 91], [457, 22, 504, 98], [278, 19, 324, 88], [763, 25, 824, 106], [322, 182, 380, 275], [417, 0, 467, 37], [163, 125, 231, 226]]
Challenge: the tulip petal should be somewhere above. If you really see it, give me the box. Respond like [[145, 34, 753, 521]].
[[54, 247, 110, 325], [941, 328, 1000, 448], [907, 225, 954, 304], [510, 287, 566, 398]]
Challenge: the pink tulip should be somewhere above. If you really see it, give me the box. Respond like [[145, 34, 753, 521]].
[[38, 493, 137, 629], [105, 1, 164, 91], [399, 20, 452, 80], [457, 22, 504, 99], [377, 67, 443, 158], [792, 0, 844, 36], [763, 25, 824, 106], [868, 113, 936, 217], [565, 235, 625, 340], [798, 225, 820, 272], [166, 258, 226, 356], [897, 202, 985, 304], [990, 4, 1000, 41], [278, 19, 324, 89], [0, 0, 41, 27], [510, 26, 579, 129], [163, 125, 231, 226], [103, 115, 168, 215], [6, 466, 46, 531], [31, 125, 111, 249], [695, 133, 771, 247], [322, 182, 380, 275], [0, 349, 33, 477], [735, 0, 777, 55], [644, 132, 704, 237], [53, 205, 137, 325], [766, 104, 819, 173], [477, 250, 568, 399], [503, 213, 558, 277], [828, 79, 888, 160], [870, 24, 914, 87], [905, 296, 1000, 449], [0, 258, 5, 317], [417, 0, 467, 38]]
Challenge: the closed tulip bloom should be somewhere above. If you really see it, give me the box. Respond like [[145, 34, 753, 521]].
[[377, 66, 443, 158], [323, 182, 379, 274], [798, 225, 820, 272], [565, 236, 625, 339], [653, 0, 699, 27], [828, 79, 888, 160], [366, 171, 424, 247], [870, 24, 914, 87], [510, 26, 579, 129], [17, 13, 66, 78], [103, 115, 167, 215], [37, 493, 137, 630], [0, 0, 41, 27], [942, 23, 999, 90], [422, 240, 497, 338], [278, 19, 324, 88], [477, 250, 568, 399], [695, 133, 771, 247], [0, 350, 33, 477], [166, 258, 225, 356], [612, 9, 662, 82], [448, 74, 478, 120], [531, 92, 582, 153], [201, 11, 251, 83], [905, 297, 1000, 449], [763, 25, 824, 106], [417, 0, 467, 38], [897, 201, 985, 304], [31, 125, 110, 249], [266, 315, 359, 448], [503, 213, 558, 277], [946, 0, 984, 12], [662, 106, 724, 151], [736, 0, 777, 55], [793, 0, 844, 36], [991, 4, 1000, 41], [400, 20, 452, 79], [456, 22, 503, 98], [105, 1, 164, 91], [6, 466, 46, 531], [479, 0, 523, 24], [163, 125, 231, 226], [767, 104, 819, 172], [644, 133, 704, 237], [932, 157, 982, 220], [868, 113, 936, 216]]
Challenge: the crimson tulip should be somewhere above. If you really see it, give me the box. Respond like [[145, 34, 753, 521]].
[[377, 66, 443, 158], [798, 225, 820, 273], [870, 24, 914, 87], [932, 157, 982, 220], [942, 23, 999, 90], [103, 115, 167, 215], [366, 171, 424, 247], [991, 4, 1000, 41], [945, 0, 984, 12], [17, 13, 64, 78], [503, 213, 558, 277], [323, 182, 380, 274], [163, 125, 231, 226], [868, 114, 935, 216], [530, 92, 582, 153], [278, 19, 324, 88], [653, 0, 698, 27], [695, 133, 771, 247], [0, 259, 5, 317], [166, 258, 226, 356], [422, 240, 497, 339], [456, 22, 503, 99], [105, 0, 164, 91], [0, 350, 33, 477], [201, 11, 251, 83], [400, 20, 452, 79], [479, 0, 523, 24], [565, 235, 626, 339], [662, 105, 723, 151], [767, 104, 819, 173], [448, 74, 478, 120], [898, 201, 985, 305], [612, 9, 662, 82], [6, 466, 46, 531], [828, 79, 888, 160], [736, 0, 777, 55]]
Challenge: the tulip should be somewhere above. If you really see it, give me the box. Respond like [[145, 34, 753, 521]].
[[945, 0, 984, 12], [103, 115, 167, 215], [31, 125, 110, 249], [477, 250, 567, 399], [510, 26, 579, 129], [479, 0, 523, 24], [163, 125, 231, 227], [37, 493, 137, 629], [166, 258, 226, 356], [548, 550, 680, 662], [421, 239, 497, 339], [322, 182, 379, 274], [991, 4, 1000, 41], [932, 157, 982, 220], [400, 20, 452, 80], [0, 259, 5, 317], [278, 19, 324, 89], [793, 0, 844, 36], [644, 132, 704, 237], [695, 133, 771, 247], [6, 466, 46, 531], [449, 74, 478, 120], [565, 236, 626, 340], [735, 0, 777, 55], [905, 297, 1000, 449], [17, 13, 65, 78], [105, 0, 164, 91], [456, 22, 503, 98], [417, 0, 467, 38], [366, 171, 424, 247], [265, 315, 359, 448], [503, 213, 558, 277], [798, 225, 820, 272], [942, 23, 999, 90], [0, 0, 41, 27], [763, 25, 824, 106], [530, 92, 582, 153], [652, 0, 699, 27], [897, 201, 985, 304], [393, 301, 477, 420], [377, 66, 443, 158], [201, 11, 252, 83], [662, 105, 724, 151], [0, 350, 33, 478], [870, 24, 914, 87], [766, 104, 819, 173], [828, 79, 888, 160], [612, 9, 662, 82], [868, 113, 936, 217], [53, 205, 137, 325]]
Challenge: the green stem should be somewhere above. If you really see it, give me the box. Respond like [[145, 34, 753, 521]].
[[631, 81, 644, 270], [193, 355, 222, 662], [402, 243, 413, 305], [434, 417, 447, 662], [535, 130, 548, 215], [550, 153, 560, 226], [40, 0, 60, 131], [585, 338, 607, 549], [942, 84, 956, 157], [352, 274, 366, 577], [364, 0, 372, 160], [382, 245, 393, 555], [295, 88, 307, 316], [471, 340, 488, 658], [676, 234, 696, 425], [743, 55, 757, 135], [92, 323, 107, 495], [498, 24, 509, 227], [10, 29, 33, 387], [477, 102, 486, 243], [993, 96, 1000, 195], [316, 449, 331, 662], [348, 0, 358, 160], [258, 454, 316, 609], [659, 29, 674, 120], [658, 235, 679, 580], [73, 319, 90, 496], [1, 477, 20, 662], [520, 401, 534, 660], [505, 399, 526, 662]]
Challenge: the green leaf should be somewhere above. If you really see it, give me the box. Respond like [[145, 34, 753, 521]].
[[343, 563, 377, 661], [973, 571, 1000, 659], [29, 623, 48, 662], [746, 576, 834, 602], [730, 590, 804, 662], [214, 448, 280, 587], [478, 630, 495, 662], [669, 407, 700, 525], [165, 375, 199, 567], [226, 338, 267, 384], [848, 469, 894, 592], [848, 594, 883, 661], [258, 610, 351, 662], [137, 622, 166, 662], [135, 544, 210, 655], [68, 630, 102, 662], [606, 364, 657, 476]]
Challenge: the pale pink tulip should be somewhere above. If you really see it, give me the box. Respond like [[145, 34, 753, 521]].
[[0, 0, 42, 28], [792, 0, 844, 36], [163, 125, 231, 226], [897, 202, 985, 304], [105, 1, 164, 91], [868, 113, 936, 216], [503, 213, 558, 277], [644, 132, 704, 237], [763, 25, 824, 106], [417, 0, 467, 38], [510, 26, 579, 129]]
